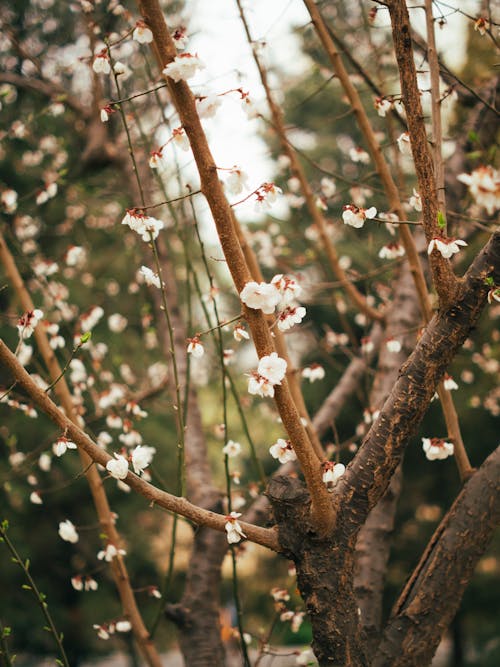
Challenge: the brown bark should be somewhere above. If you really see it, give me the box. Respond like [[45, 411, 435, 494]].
[[268, 476, 367, 667], [373, 445, 500, 667], [354, 263, 420, 652]]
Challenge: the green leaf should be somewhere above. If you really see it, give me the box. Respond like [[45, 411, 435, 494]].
[[484, 276, 494, 286], [1, 519, 9, 531], [437, 211, 446, 229], [2, 626, 11, 638], [24, 559, 30, 569], [80, 331, 91, 344], [468, 130, 478, 143], [21, 585, 32, 590]]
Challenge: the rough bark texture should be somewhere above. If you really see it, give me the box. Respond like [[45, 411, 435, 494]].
[[373, 445, 500, 667], [268, 476, 367, 667], [354, 263, 420, 652]]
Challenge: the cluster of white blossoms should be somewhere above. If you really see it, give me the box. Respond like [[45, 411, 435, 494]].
[[240, 274, 305, 334], [225, 511, 246, 544], [17, 308, 43, 339], [342, 204, 377, 229], [140, 265, 162, 289], [254, 182, 283, 212], [422, 437, 454, 461], [322, 461, 346, 491], [378, 241, 405, 260], [427, 236, 467, 259], [93, 619, 132, 641], [301, 363, 326, 383], [457, 165, 499, 215], [269, 438, 297, 464], [97, 542, 127, 562], [162, 52, 205, 82], [248, 352, 288, 398], [105, 444, 155, 480], [121, 209, 164, 242]]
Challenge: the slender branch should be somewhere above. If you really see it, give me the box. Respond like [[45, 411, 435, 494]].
[[0, 338, 281, 553], [137, 0, 334, 535]]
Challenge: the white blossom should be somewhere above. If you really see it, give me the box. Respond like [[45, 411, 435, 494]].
[[240, 281, 281, 314], [427, 237, 467, 259], [140, 265, 162, 288], [131, 445, 155, 475], [258, 352, 287, 385], [92, 51, 111, 74], [320, 177, 336, 198], [342, 205, 377, 229], [97, 543, 127, 561], [53, 436, 77, 457], [385, 338, 402, 353], [378, 242, 405, 260], [162, 53, 205, 82], [443, 374, 458, 391], [277, 306, 306, 331], [187, 336, 204, 358], [457, 166, 499, 215], [271, 274, 302, 305], [58, 519, 79, 543], [409, 188, 422, 212], [233, 324, 249, 342], [106, 453, 129, 480], [196, 94, 222, 119], [322, 462, 345, 490], [17, 308, 43, 339], [223, 440, 241, 457], [269, 438, 297, 464], [133, 20, 153, 44], [349, 146, 370, 164], [225, 166, 249, 195], [422, 437, 454, 461], [301, 364, 325, 383], [397, 132, 412, 155], [374, 96, 392, 117], [225, 512, 246, 544]]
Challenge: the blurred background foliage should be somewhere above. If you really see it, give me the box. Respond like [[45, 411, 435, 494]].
[[0, 0, 498, 665]]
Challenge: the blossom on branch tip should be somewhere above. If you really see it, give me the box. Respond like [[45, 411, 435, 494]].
[[92, 50, 111, 74], [301, 364, 325, 383], [271, 274, 302, 304], [172, 126, 190, 151], [149, 149, 167, 170], [427, 236, 467, 259], [162, 53, 205, 82], [422, 437, 454, 461], [133, 20, 153, 44], [97, 542, 126, 561], [443, 374, 458, 391], [140, 265, 161, 288], [225, 512, 246, 544], [172, 26, 188, 49], [269, 438, 297, 464], [187, 336, 204, 358], [233, 323, 249, 342], [53, 436, 77, 457], [342, 205, 377, 229], [374, 96, 392, 117], [17, 309, 43, 339]]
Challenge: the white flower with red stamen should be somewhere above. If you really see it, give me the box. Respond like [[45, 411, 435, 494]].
[[84, 576, 98, 591], [225, 512, 246, 544], [269, 438, 297, 464], [361, 337, 374, 354], [277, 305, 306, 331], [162, 53, 205, 82], [342, 204, 377, 229], [172, 126, 190, 151], [349, 146, 370, 164], [378, 242, 405, 260], [171, 26, 188, 49], [254, 182, 282, 212], [240, 281, 281, 314], [241, 90, 259, 119], [223, 440, 241, 457], [322, 461, 346, 491], [58, 519, 79, 543], [397, 132, 412, 155], [233, 323, 249, 342], [225, 166, 249, 195], [17, 309, 43, 339], [457, 165, 499, 215], [196, 94, 222, 119], [121, 210, 164, 242], [301, 364, 325, 383], [271, 274, 302, 305], [409, 188, 422, 212], [133, 20, 153, 44], [427, 236, 467, 259], [100, 105, 115, 122], [93, 624, 111, 640], [71, 575, 84, 591], [247, 373, 275, 398], [422, 437, 454, 461], [92, 49, 111, 74], [374, 96, 392, 117], [106, 453, 129, 480], [187, 336, 204, 358], [53, 436, 77, 457], [474, 17, 489, 35], [149, 149, 167, 170]]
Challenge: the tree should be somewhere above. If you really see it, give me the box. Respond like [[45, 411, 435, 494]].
[[0, 0, 499, 665]]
